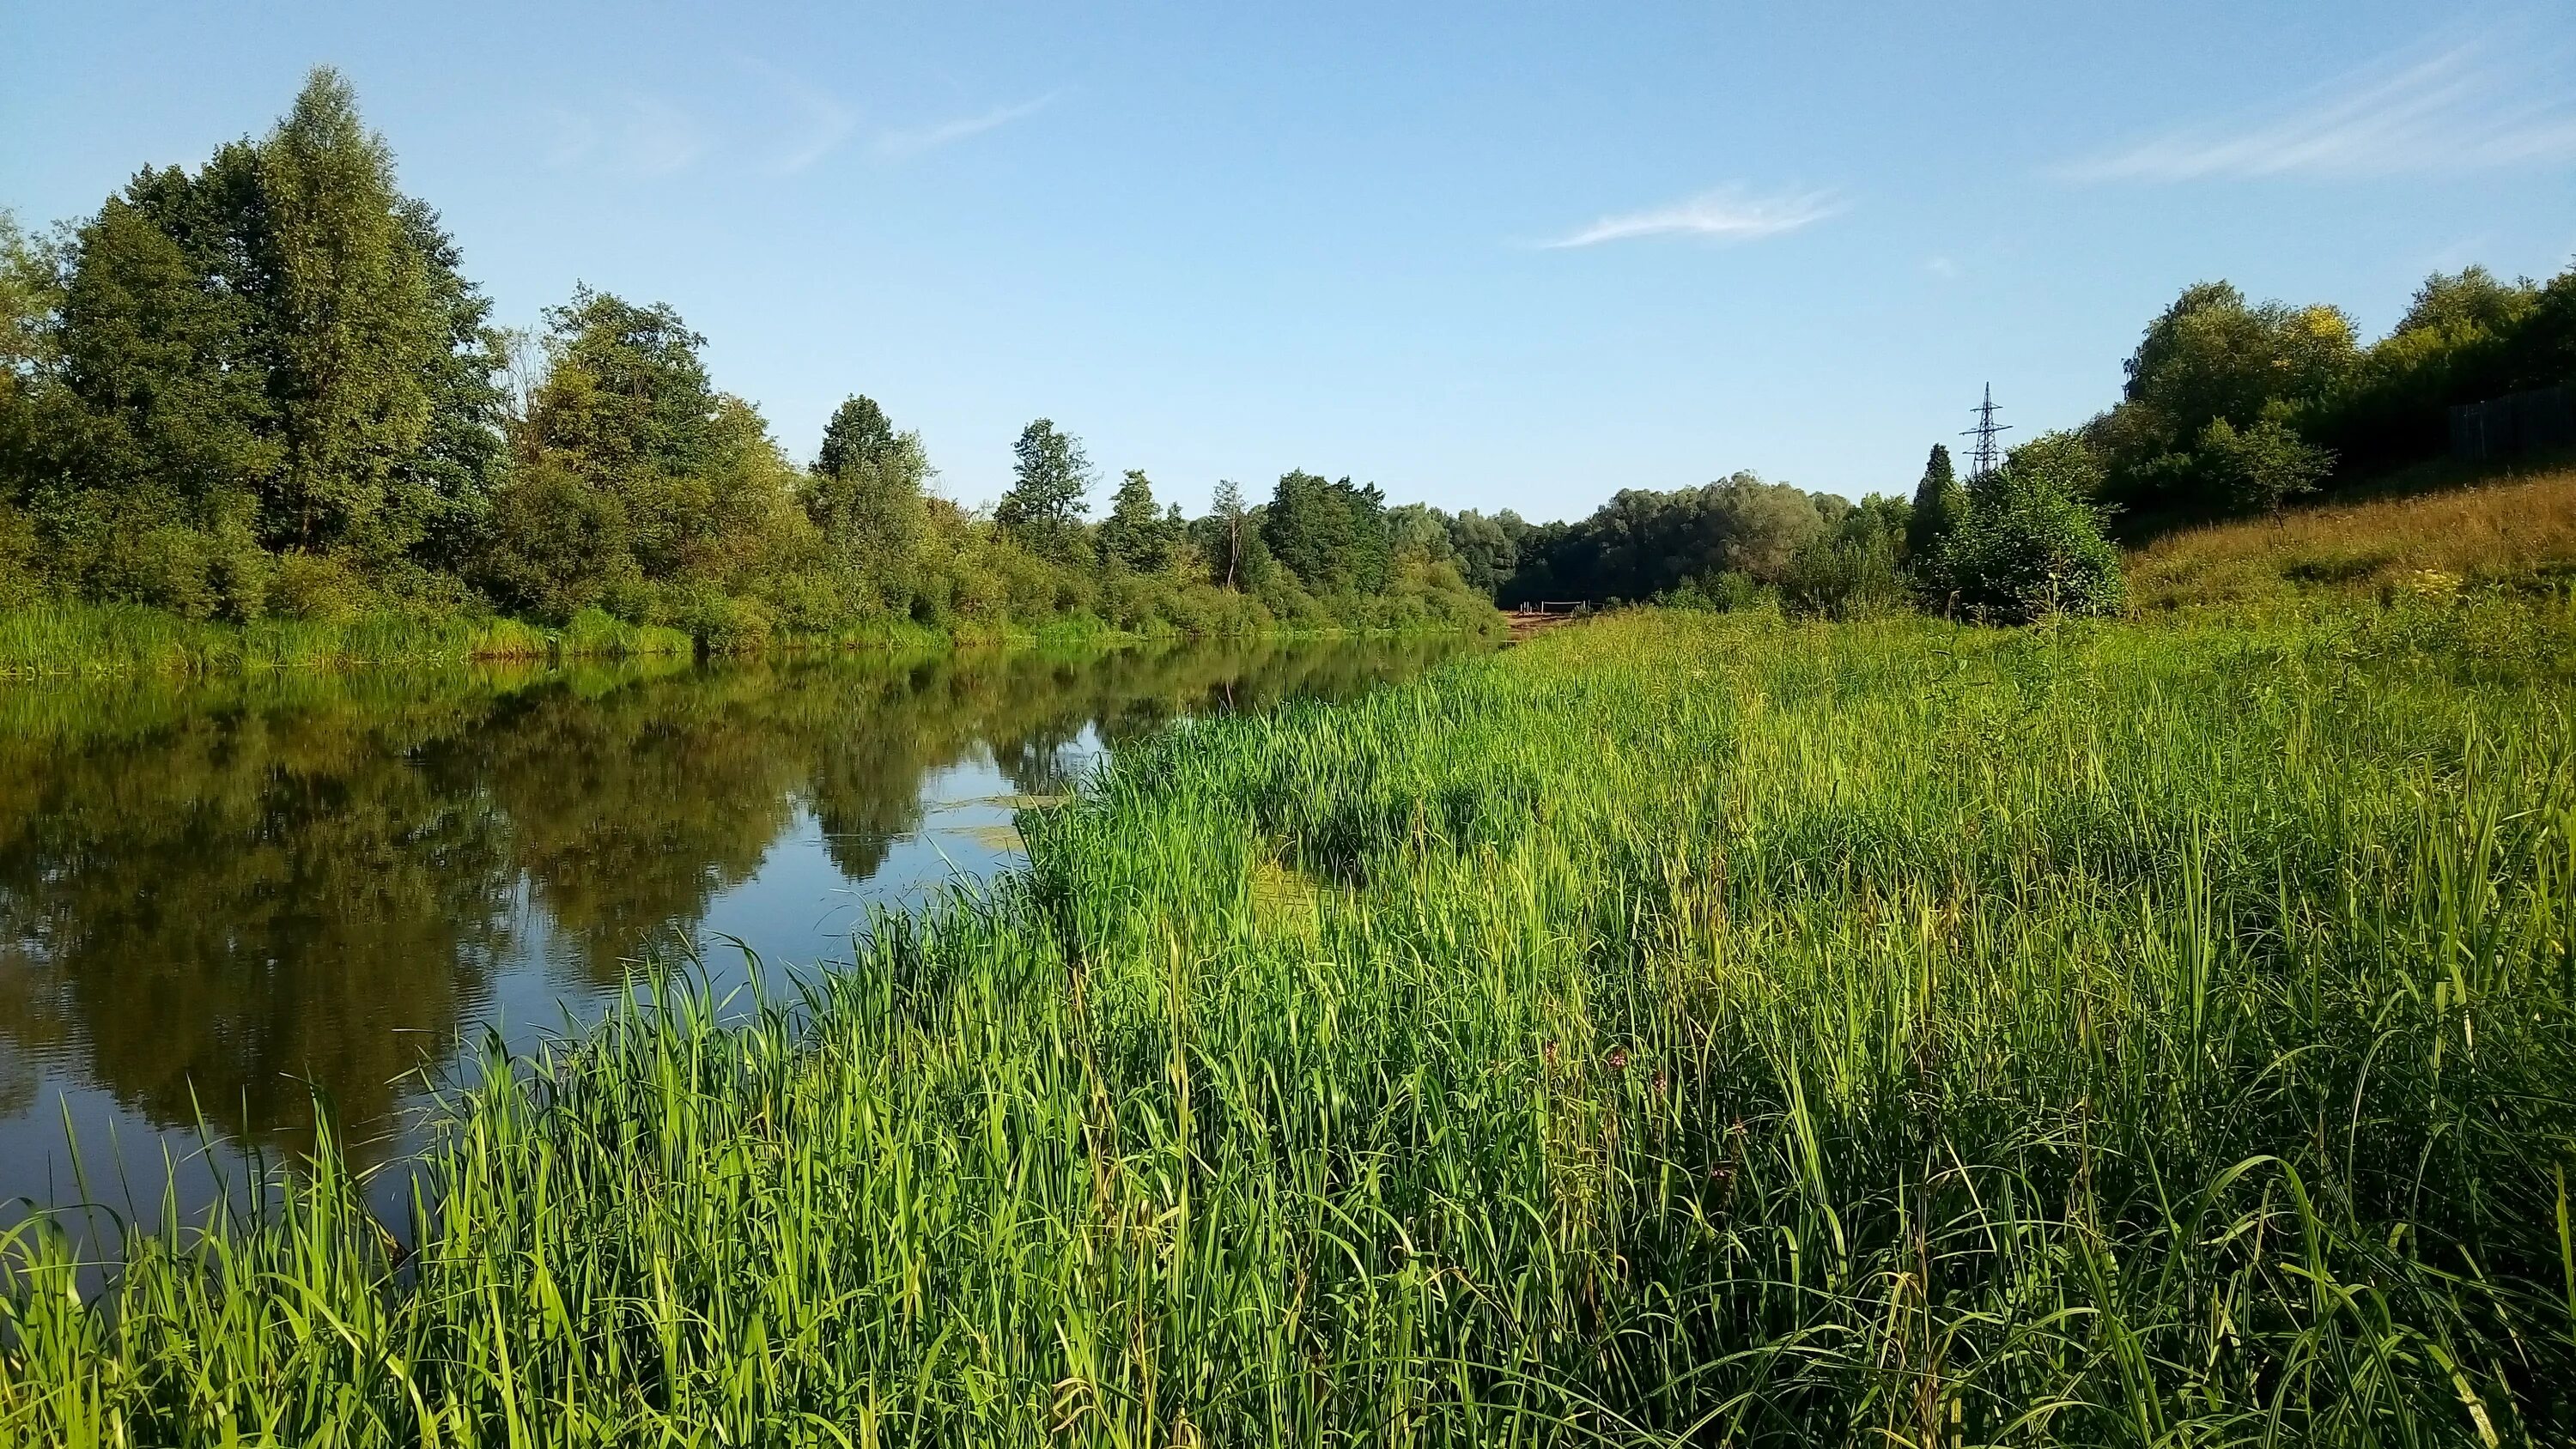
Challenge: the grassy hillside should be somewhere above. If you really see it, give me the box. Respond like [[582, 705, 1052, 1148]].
[[7, 608, 2570, 1445], [2129, 461, 2576, 609]]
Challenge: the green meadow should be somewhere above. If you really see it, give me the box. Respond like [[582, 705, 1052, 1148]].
[[5, 600, 2571, 1446]]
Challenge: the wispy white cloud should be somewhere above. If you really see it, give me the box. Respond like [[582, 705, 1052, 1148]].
[[2061, 39, 2576, 182], [1925, 255, 1961, 280], [1541, 185, 1843, 249], [738, 58, 859, 175], [538, 96, 707, 176], [873, 93, 1059, 161], [603, 94, 709, 176]]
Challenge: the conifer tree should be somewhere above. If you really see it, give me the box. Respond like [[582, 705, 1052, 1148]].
[[1905, 443, 1961, 565]]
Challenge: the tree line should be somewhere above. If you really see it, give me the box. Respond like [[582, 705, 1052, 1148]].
[[8, 70, 2567, 641], [0, 71, 1493, 647], [1437, 257, 2576, 623]]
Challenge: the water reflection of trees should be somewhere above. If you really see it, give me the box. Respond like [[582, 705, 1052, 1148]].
[[0, 634, 1473, 1160]]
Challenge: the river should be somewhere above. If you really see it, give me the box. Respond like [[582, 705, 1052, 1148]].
[[0, 633, 1477, 1227]]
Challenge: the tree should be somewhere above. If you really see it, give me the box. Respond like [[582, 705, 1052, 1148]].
[[525, 288, 717, 482], [2193, 415, 2333, 514], [815, 394, 896, 479], [1097, 469, 1176, 573], [1924, 431, 2125, 622], [256, 68, 449, 557], [1444, 509, 1518, 596], [1200, 478, 1251, 588], [1781, 497, 1909, 619], [806, 394, 929, 591], [995, 418, 1091, 561], [393, 198, 506, 574], [2394, 265, 2538, 338], [2093, 281, 2358, 525], [1386, 503, 1455, 565], [49, 171, 279, 614], [0, 211, 63, 597], [1261, 470, 1388, 594], [485, 288, 817, 621], [24, 70, 499, 604], [1905, 444, 1960, 564], [1703, 473, 1825, 580]]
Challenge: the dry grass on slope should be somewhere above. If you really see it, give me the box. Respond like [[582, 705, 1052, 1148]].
[[2129, 463, 2576, 609]]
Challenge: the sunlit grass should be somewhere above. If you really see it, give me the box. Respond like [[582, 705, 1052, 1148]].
[[3, 607, 2572, 1444], [2130, 461, 2576, 609]]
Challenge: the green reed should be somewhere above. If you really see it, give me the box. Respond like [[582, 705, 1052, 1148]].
[[4, 606, 2573, 1445]]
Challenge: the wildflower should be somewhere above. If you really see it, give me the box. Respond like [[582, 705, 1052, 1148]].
[[1605, 1046, 1629, 1072]]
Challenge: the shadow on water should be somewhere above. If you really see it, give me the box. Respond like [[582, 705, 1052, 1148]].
[[0, 632, 1479, 1228]]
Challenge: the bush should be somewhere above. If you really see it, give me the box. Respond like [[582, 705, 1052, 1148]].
[[1779, 531, 1907, 620], [265, 551, 369, 622], [1926, 436, 2128, 623], [1662, 569, 1770, 613], [674, 589, 775, 654], [2194, 415, 2336, 514]]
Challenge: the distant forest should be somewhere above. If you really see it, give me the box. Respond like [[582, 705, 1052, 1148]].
[[1487, 258, 2576, 617], [4, 70, 2571, 641], [0, 71, 1492, 647]]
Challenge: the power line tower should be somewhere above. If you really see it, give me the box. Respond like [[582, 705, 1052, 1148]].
[[1961, 383, 2010, 480]]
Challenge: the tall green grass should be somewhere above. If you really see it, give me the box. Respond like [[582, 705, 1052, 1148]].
[[0, 598, 1496, 678], [0, 603, 652, 677], [4, 607, 2572, 1444]]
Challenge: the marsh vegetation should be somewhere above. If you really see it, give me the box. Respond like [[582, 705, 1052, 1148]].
[[6, 603, 2569, 1444]]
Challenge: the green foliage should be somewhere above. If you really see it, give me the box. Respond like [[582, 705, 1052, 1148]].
[[1261, 470, 1390, 594], [1904, 441, 1959, 563], [1660, 567, 1769, 612], [806, 395, 931, 612], [1442, 508, 1519, 594], [1191, 478, 1259, 590], [1096, 469, 1179, 573], [522, 288, 720, 482], [995, 417, 1092, 561], [0, 72, 1495, 662], [6, 68, 501, 618], [2081, 262, 2576, 535], [257, 69, 447, 556], [813, 392, 896, 479], [10, 609, 2572, 1441], [1780, 493, 1910, 618], [2092, 282, 2359, 523], [1501, 471, 1835, 605], [1924, 431, 2127, 621], [2193, 414, 2335, 513]]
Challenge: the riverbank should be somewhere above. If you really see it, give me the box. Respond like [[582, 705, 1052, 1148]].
[[6, 604, 2571, 1443], [0, 594, 1504, 678]]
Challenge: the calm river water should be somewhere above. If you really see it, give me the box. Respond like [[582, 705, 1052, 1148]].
[[0, 634, 1474, 1224]]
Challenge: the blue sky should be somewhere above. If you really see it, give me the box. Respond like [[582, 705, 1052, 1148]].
[[6, 2, 2574, 518]]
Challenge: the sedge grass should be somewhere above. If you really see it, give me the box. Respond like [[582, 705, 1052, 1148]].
[[3, 606, 2572, 1445]]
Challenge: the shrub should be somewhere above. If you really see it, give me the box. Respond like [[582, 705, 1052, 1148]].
[[1663, 569, 1769, 613], [2194, 414, 2336, 514], [1927, 436, 2127, 623], [1779, 530, 1907, 620], [265, 551, 369, 622]]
